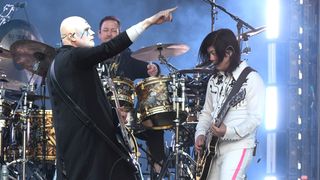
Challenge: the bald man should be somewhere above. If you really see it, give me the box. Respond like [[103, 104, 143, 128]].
[[47, 7, 176, 180]]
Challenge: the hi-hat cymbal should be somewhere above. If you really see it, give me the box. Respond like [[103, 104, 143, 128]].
[[4, 89, 49, 101], [239, 26, 266, 41], [10, 40, 56, 77], [131, 43, 190, 62], [0, 47, 12, 60], [177, 68, 214, 74]]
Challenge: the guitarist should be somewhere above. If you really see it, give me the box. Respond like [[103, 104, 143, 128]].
[[194, 29, 265, 180], [47, 8, 177, 180]]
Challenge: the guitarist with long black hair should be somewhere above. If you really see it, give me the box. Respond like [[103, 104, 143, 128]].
[[194, 28, 265, 180]]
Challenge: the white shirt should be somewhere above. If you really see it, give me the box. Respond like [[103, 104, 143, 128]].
[[195, 61, 265, 152]]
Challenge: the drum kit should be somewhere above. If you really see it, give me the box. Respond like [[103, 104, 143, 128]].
[[100, 42, 215, 179], [0, 39, 55, 179]]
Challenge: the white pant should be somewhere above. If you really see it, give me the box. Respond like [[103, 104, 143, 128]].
[[206, 148, 254, 180]]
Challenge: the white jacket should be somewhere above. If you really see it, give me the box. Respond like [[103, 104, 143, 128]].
[[195, 61, 265, 153]]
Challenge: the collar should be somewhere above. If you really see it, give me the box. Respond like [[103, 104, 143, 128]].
[[231, 60, 249, 81]]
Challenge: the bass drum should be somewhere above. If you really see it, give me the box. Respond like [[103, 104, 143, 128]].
[[135, 76, 175, 130], [0, 19, 43, 84]]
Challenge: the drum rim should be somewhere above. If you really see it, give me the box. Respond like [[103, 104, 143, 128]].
[[135, 75, 172, 88]]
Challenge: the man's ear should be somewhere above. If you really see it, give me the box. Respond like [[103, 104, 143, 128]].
[[225, 45, 234, 57], [226, 50, 233, 57]]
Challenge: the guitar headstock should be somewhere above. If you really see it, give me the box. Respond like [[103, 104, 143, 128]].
[[229, 88, 246, 107]]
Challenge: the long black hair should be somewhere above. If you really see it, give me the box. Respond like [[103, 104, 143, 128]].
[[198, 28, 241, 73]]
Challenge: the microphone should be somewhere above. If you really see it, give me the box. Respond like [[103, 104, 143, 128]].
[[14, 2, 27, 8], [242, 47, 251, 55]]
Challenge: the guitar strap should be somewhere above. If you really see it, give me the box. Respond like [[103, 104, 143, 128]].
[[216, 66, 254, 127], [48, 60, 132, 163]]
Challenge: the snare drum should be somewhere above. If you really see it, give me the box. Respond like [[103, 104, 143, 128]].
[[135, 76, 175, 130], [105, 77, 135, 109]]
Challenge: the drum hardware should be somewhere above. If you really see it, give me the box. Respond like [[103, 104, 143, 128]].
[[0, 19, 51, 179], [5, 71, 44, 180], [157, 73, 196, 180]]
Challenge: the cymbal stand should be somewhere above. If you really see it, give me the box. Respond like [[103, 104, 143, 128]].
[[9, 75, 36, 180], [157, 74, 196, 180], [0, 80, 7, 161], [156, 46, 178, 73]]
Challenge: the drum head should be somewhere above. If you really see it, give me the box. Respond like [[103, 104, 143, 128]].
[[0, 19, 43, 83]]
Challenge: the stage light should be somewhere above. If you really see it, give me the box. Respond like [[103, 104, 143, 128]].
[[266, 0, 279, 39], [265, 86, 278, 130], [297, 162, 302, 169], [299, 27, 303, 34], [298, 88, 302, 95], [298, 42, 303, 50], [298, 70, 303, 80], [297, 115, 302, 125], [298, 132, 302, 140]]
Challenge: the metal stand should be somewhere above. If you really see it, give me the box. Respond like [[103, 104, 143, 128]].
[[7, 74, 38, 180], [157, 73, 196, 180]]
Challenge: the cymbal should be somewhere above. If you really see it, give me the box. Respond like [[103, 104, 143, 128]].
[[0, 74, 27, 91], [131, 43, 190, 62], [4, 89, 49, 101], [239, 26, 266, 41], [10, 40, 56, 77], [177, 68, 214, 74], [0, 47, 12, 60]]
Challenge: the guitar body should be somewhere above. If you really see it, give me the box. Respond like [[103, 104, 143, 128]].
[[195, 88, 246, 180], [196, 136, 218, 180]]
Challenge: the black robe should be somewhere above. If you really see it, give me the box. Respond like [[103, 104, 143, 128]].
[[47, 32, 137, 180]]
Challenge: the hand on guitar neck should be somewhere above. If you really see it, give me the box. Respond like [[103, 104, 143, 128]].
[[210, 122, 226, 138]]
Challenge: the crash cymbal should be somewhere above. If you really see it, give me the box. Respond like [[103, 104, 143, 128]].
[[131, 43, 190, 62], [239, 26, 266, 41], [0, 47, 12, 60], [177, 68, 214, 74], [10, 40, 56, 77]]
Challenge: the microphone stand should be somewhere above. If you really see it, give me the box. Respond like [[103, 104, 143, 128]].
[[210, 0, 217, 32], [204, 0, 255, 42]]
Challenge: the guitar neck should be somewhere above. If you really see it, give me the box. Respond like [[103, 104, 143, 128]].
[[106, 78, 130, 139]]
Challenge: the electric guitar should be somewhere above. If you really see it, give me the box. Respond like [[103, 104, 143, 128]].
[[196, 88, 246, 180], [106, 77, 143, 179]]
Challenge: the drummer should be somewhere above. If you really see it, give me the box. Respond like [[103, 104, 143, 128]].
[[98, 15, 166, 176]]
